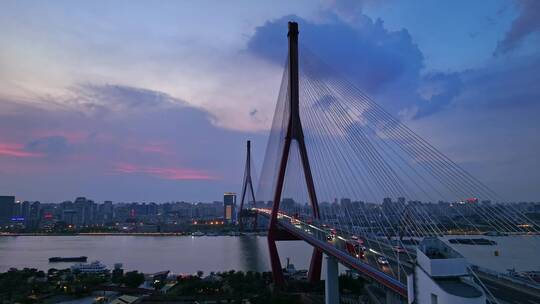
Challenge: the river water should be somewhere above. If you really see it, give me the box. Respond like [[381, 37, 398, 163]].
[[0, 235, 312, 274], [0, 235, 538, 274]]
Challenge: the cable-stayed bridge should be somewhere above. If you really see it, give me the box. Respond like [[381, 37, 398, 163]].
[[238, 22, 540, 304]]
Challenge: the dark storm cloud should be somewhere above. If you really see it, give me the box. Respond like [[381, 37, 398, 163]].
[[495, 0, 540, 55], [246, 14, 467, 119], [247, 15, 424, 94], [247, 13, 540, 123]]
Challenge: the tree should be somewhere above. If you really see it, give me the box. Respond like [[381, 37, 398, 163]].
[[112, 268, 124, 284], [123, 271, 145, 288]]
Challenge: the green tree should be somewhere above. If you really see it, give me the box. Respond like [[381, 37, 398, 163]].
[[122, 271, 145, 288], [112, 268, 124, 284]]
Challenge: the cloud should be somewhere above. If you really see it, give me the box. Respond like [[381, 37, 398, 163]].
[[113, 162, 217, 181], [321, 0, 382, 23], [25, 136, 69, 156], [246, 14, 467, 120], [246, 12, 540, 122], [312, 94, 338, 110], [39, 84, 188, 118], [0, 143, 43, 158], [244, 11, 540, 200], [248, 13, 514, 122], [0, 84, 265, 202], [454, 56, 540, 110], [495, 0, 540, 55], [247, 14, 424, 95], [126, 142, 173, 156], [77, 84, 182, 109], [412, 72, 462, 119]]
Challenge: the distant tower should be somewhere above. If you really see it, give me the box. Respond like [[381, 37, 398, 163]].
[[407, 237, 486, 304], [223, 192, 236, 223], [238, 140, 258, 231]]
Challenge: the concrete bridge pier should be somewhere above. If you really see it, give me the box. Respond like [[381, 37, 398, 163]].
[[325, 255, 339, 304]]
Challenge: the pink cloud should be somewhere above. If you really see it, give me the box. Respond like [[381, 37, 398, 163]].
[[113, 162, 217, 180], [122, 141, 173, 156], [33, 130, 86, 143], [140, 144, 171, 154], [0, 143, 43, 158]]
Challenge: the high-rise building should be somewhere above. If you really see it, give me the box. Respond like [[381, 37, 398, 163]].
[[0, 196, 15, 226], [223, 192, 236, 223], [340, 198, 351, 205], [99, 201, 114, 223]]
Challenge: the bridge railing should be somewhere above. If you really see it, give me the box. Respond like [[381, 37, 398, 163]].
[[471, 265, 540, 291]]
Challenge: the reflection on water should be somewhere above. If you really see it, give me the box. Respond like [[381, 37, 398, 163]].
[[238, 235, 267, 272], [0, 236, 311, 274]]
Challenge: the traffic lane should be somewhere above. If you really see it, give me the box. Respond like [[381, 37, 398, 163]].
[[306, 221, 534, 302], [325, 231, 408, 282], [287, 218, 538, 303], [295, 220, 411, 282]]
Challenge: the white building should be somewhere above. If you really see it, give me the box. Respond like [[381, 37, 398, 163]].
[[407, 237, 485, 304]]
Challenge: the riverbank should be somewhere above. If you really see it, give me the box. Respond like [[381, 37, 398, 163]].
[[0, 231, 267, 237], [0, 266, 366, 304]]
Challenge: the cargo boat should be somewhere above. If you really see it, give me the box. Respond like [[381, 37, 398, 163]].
[[49, 256, 88, 263]]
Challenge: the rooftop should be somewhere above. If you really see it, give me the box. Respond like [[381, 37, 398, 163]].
[[436, 278, 483, 298], [417, 237, 468, 277], [419, 237, 462, 259]]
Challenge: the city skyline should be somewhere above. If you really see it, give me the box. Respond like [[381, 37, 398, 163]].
[[1, 0, 539, 202]]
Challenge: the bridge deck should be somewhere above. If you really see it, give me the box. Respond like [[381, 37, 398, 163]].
[[258, 209, 408, 297]]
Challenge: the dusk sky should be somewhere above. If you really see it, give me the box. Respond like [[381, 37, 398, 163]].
[[1, 0, 539, 203]]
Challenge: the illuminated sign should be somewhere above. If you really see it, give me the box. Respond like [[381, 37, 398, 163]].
[[11, 217, 25, 222]]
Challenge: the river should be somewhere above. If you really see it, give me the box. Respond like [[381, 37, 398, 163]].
[[0, 235, 538, 274], [0, 235, 312, 274]]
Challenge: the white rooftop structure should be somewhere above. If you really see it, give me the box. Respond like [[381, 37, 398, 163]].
[[408, 237, 486, 304], [417, 237, 468, 277]]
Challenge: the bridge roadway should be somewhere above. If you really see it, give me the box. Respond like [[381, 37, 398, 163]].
[[257, 208, 408, 297], [256, 208, 540, 304]]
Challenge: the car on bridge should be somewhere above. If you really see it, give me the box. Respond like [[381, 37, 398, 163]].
[[377, 256, 389, 265], [346, 241, 365, 259], [290, 218, 301, 228], [350, 235, 364, 244]]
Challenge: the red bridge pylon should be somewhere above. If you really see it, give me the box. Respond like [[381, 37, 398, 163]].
[[268, 21, 322, 286]]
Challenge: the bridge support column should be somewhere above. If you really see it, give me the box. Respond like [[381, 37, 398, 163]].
[[267, 232, 284, 285], [325, 255, 339, 304], [308, 248, 322, 282]]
